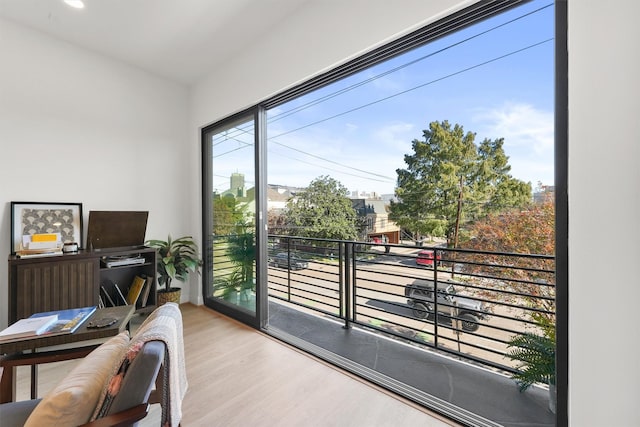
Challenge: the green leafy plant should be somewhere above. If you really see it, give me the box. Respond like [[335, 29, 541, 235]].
[[215, 269, 245, 298], [146, 235, 202, 292], [507, 313, 556, 391]]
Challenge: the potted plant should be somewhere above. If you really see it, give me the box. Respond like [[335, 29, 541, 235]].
[[507, 313, 556, 413], [146, 235, 202, 305], [215, 269, 245, 301]]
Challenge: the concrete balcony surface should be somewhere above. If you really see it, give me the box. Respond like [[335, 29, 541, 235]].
[[267, 301, 554, 427]]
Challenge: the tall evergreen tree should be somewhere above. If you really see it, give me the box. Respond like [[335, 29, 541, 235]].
[[389, 120, 531, 243]]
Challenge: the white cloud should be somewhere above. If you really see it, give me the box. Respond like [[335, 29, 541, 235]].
[[345, 123, 359, 132], [472, 102, 554, 185], [371, 122, 419, 153]]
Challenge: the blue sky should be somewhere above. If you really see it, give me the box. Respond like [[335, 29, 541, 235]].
[[215, 1, 554, 197]]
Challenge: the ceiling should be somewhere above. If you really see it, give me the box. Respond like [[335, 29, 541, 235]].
[[0, 0, 310, 85]]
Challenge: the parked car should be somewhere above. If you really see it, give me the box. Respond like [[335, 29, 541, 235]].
[[415, 249, 442, 267], [272, 252, 308, 270], [404, 280, 488, 331]]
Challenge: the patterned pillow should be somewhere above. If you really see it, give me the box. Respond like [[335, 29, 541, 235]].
[[92, 340, 145, 419], [24, 331, 130, 427]]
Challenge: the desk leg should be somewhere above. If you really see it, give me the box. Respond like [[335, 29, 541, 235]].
[[31, 364, 38, 399], [0, 363, 17, 404]]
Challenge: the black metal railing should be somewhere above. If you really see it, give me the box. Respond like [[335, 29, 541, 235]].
[[266, 235, 555, 374]]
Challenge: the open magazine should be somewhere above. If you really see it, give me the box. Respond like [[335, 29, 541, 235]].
[[29, 306, 97, 335]]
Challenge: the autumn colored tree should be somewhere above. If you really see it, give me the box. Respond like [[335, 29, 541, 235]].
[[460, 194, 555, 321]]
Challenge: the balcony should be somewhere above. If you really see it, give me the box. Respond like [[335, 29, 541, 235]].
[[266, 236, 555, 427]]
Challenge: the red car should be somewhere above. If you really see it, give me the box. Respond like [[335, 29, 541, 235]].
[[415, 249, 441, 267]]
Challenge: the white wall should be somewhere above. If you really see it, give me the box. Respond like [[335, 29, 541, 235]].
[[191, 0, 472, 127], [568, 2, 640, 426], [0, 18, 191, 326]]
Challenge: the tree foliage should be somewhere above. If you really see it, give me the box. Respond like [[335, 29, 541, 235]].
[[213, 194, 246, 236], [389, 120, 531, 242], [267, 209, 287, 235], [460, 194, 555, 321], [463, 195, 554, 256], [286, 175, 358, 240]]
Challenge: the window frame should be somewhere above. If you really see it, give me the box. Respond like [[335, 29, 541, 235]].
[[201, 0, 567, 423]]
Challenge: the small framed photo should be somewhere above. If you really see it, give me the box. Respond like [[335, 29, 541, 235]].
[[10, 202, 84, 254]]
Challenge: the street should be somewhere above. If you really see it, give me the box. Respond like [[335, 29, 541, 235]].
[[268, 246, 538, 370]]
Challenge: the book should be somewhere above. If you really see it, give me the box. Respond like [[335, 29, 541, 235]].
[[101, 254, 145, 268], [101, 285, 116, 307], [126, 275, 146, 306], [30, 306, 97, 335], [31, 233, 58, 242], [0, 315, 59, 342], [114, 283, 128, 306], [16, 249, 63, 258], [140, 275, 154, 307]]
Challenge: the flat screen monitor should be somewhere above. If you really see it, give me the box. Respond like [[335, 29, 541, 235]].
[[86, 211, 148, 251]]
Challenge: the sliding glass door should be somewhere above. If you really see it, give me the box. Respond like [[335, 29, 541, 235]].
[[202, 108, 267, 327]]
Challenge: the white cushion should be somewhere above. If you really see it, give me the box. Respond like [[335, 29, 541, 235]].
[[24, 331, 130, 427]]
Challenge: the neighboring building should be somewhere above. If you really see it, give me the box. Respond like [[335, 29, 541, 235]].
[[534, 185, 555, 204], [219, 172, 247, 199], [264, 184, 304, 234], [351, 198, 401, 244], [380, 193, 396, 203], [349, 190, 381, 199]]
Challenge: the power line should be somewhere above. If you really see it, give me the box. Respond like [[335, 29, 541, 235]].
[[268, 150, 394, 184], [208, 6, 553, 189], [264, 36, 552, 184], [267, 3, 553, 124], [270, 38, 553, 140]]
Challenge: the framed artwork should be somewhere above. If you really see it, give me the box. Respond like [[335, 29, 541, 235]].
[[10, 202, 84, 254]]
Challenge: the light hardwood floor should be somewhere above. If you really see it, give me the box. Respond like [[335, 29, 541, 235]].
[[16, 304, 458, 426]]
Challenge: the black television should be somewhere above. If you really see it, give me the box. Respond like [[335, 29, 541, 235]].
[[86, 211, 148, 251]]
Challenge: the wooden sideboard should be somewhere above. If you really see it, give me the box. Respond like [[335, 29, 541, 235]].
[[7, 247, 157, 323]]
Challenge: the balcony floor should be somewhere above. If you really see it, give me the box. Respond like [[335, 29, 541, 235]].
[[267, 301, 554, 427]]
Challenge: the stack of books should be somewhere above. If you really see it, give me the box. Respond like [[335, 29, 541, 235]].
[[0, 306, 97, 342], [16, 233, 63, 258], [101, 254, 145, 268], [100, 275, 153, 309]]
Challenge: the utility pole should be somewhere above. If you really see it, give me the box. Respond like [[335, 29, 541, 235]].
[[452, 176, 463, 278], [453, 175, 463, 250]]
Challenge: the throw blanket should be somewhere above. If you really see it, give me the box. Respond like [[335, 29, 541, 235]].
[[92, 303, 188, 426]]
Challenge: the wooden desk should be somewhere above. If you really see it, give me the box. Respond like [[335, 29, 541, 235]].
[[0, 305, 135, 403]]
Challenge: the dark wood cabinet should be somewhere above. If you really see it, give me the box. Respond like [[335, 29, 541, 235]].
[[8, 247, 157, 323]]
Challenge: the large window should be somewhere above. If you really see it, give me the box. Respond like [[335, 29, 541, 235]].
[[202, 0, 564, 424]]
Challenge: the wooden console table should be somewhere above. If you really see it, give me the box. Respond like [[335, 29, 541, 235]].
[[7, 247, 157, 324]]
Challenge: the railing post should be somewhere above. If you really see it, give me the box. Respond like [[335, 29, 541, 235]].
[[338, 241, 344, 320], [433, 255, 439, 348], [351, 242, 357, 324], [343, 242, 351, 329], [286, 237, 291, 302]]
